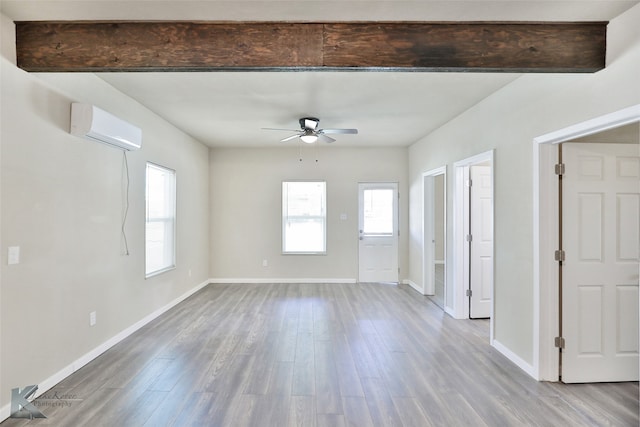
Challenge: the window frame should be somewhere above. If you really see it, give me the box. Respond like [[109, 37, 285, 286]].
[[282, 180, 327, 255], [145, 162, 177, 278]]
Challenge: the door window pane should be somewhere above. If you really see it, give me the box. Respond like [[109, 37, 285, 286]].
[[283, 181, 326, 253], [363, 189, 394, 235]]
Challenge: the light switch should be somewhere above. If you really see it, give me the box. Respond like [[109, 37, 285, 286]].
[[8, 246, 20, 265], [340, 213, 347, 220]]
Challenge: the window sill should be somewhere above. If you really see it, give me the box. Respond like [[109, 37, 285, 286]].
[[145, 265, 176, 279]]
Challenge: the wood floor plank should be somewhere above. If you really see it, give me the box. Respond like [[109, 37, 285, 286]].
[[440, 393, 490, 427], [361, 332, 413, 397], [288, 395, 316, 427], [49, 387, 121, 427], [242, 331, 278, 395], [392, 396, 436, 427], [343, 333, 381, 380], [141, 378, 208, 426], [219, 393, 259, 427], [361, 377, 404, 426], [170, 392, 217, 427], [342, 396, 374, 427], [200, 334, 245, 392], [247, 395, 291, 427], [268, 362, 294, 396], [313, 339, 343, 415], [316, 413, 346, 427], [292, 361, 316, 397], [3, 282, 637, 427], [331, 333, 365, 398], [292, 331, 315, 396], [276, 318, 299, 362]]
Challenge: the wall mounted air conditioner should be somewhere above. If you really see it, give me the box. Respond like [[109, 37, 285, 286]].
[[70, 103, 142, 150]]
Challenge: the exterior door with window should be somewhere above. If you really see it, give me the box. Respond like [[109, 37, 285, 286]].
[[562, 142, 639, 383], [358, 182, 399, 283]]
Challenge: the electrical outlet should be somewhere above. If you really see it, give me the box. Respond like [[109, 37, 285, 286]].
[[262, 259, 268, 267], [188, 269, 192, 277], [89, 311, 97, 326]]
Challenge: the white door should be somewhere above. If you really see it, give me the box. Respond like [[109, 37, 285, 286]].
[[562, 142, 639, 383], [358, 183, 399, 283], [469, 165, 493, 319]]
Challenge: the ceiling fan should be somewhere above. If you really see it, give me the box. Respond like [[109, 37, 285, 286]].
[[263, 117, 358, 144]]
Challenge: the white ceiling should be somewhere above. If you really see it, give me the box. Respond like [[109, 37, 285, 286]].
[[3, 1, 638, 148]]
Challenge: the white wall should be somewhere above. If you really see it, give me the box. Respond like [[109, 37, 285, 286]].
[[407, 3, 640, 367], [0, 15, 210, 412], [209, 146, 408, 281]]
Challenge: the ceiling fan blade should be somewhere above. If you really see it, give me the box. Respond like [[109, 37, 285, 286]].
[[320, 128, 358, 135], [262, 128, 300, 132], [318, 134, 336, 143], [280, 134, 301, 142]]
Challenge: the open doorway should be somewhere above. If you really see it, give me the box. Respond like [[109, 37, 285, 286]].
[[422, 167, 447, 309]]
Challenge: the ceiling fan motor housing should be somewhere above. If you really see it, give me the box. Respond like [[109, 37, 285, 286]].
[[300, 117, 320, 130]]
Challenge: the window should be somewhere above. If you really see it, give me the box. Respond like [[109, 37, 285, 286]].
[[282, 181, 326, 254], [362, 188, 394, 236], [145, 163, 176, 277]]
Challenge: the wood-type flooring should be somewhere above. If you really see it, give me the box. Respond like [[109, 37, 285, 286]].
[[2, 282, 638, 426]]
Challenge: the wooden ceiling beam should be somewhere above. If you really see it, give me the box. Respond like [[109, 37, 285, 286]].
[[15, 21, 607, 73]]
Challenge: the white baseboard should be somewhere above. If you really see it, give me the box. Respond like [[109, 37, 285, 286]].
[[403, 279, 424, 294], [0, 279, 210, 422], [492, 338, 537, 380], [209, 278, 357, 284]]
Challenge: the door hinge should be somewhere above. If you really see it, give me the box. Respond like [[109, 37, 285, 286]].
[[466, 289, 472, 297], [466, 179, 473, 187], [555, 163, 565, 176], [554, 336, 565, 349], [554, 250, 565, 262], [466, 234, 473, 242]]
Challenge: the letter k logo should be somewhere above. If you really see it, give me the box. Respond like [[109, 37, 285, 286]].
[[11, 385, 46, 419]]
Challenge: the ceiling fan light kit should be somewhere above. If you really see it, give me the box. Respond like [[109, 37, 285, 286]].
[[300, 129, 318, 144], [263, 117, 358, 144]]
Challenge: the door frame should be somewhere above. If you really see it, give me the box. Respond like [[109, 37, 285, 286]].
[[452, 150, 495, 337], [422, 166, 447, 299], [533, 104, 640, 381]]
